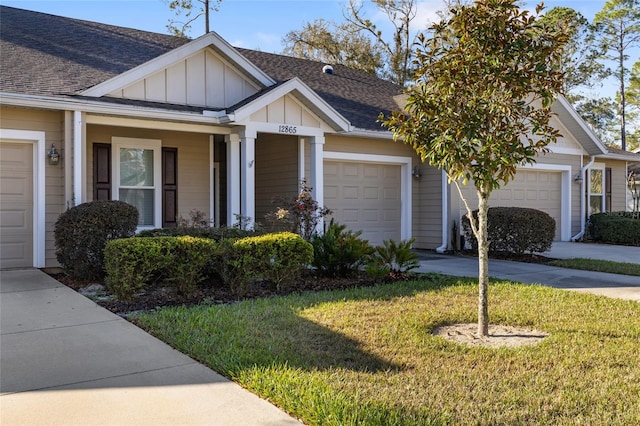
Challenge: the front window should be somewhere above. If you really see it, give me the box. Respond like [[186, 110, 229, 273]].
[[589, 165, 605, 215], [113, 138, 161, 228]]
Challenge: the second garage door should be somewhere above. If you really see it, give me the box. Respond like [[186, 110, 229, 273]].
[[459, 170, 562, 240], [324, 161, 401, 246]]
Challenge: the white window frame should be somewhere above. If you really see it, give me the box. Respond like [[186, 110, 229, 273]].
[[112, 137, 162, 229], [588, 162, 606, 215]]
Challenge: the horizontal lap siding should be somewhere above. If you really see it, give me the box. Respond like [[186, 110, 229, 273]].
[[255, 134, 298, 225], [87, 125, 210, 222], [0, 107, 65, 267]]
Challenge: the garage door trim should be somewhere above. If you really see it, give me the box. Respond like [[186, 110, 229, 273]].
[[0, 129, 46, 268], [324, 151, 412, 242], [518, 163, 571, 241]]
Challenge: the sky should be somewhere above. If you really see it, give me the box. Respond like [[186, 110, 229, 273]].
[[0, 0, 633, 100], [0, 0, 611, 53]]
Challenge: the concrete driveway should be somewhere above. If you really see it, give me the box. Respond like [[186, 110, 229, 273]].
[[0, 269, 300, 426], [416, 241, 640, 301]]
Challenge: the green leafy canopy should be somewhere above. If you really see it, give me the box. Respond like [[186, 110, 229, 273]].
[[382, 0, 569, 193]]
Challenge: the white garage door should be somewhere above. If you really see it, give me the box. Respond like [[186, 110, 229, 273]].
[[460, 170, 562, 240], [324, 161, 401, 246], [0, 142, 34, 268]]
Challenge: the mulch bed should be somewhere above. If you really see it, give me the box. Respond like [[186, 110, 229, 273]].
[[48, 251, 553, 316]]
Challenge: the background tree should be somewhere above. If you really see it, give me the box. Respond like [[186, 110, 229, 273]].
[[282, 0, 418, 86], [539, 7, 606, 94], [593, 0, 640, 150], [282, 19, 382, 75], [166, 0, 221, 37], [382, 0, 568, 336], [574, 96, 620, 144]]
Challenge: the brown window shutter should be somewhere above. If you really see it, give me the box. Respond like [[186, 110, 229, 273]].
[[162, 147, 178, 228], [93, 143, 111, 201], [605, 167, 612, 212]]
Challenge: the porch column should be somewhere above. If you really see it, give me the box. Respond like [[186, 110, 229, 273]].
[[309, 135, 325, 232], [72, 111, 86, 205], [226, 133, 240, 227], [240, 129, 256, 228]]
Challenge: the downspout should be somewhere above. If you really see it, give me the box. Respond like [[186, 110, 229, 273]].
[[572, 155, 596, 241], [436, 170, 449, 253]]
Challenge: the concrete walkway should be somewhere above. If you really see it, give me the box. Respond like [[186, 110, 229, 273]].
[[0, 269, 300, 426], [416, 241, 640, 301]]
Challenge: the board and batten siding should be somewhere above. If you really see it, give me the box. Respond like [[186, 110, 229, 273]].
[[109, 50, 260, 108], [249, 94, 331, 132], [86, 125, 211, 222], [0, 106, 65, 267]]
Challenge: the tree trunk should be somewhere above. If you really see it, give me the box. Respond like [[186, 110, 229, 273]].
[[477, 188, 490, 337], [619, 36, 626, 151]]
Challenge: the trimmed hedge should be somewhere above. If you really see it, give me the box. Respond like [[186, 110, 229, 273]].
[[462, 207, 555, 254], [215, 232, 313, 294], [588, 213, 640, 246], [104, 236, 216, 300], [54, 200, 138, 280], [137, 226, 257, 240]]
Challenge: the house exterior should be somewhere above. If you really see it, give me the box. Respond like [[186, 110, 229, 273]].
[[1, 6, 637, 269]]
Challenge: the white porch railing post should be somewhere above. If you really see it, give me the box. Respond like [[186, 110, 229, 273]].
[[226, 133, 240, 227], [309, 135, 325, 233]]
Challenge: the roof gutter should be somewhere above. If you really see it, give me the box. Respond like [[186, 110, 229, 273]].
[[0, 92, 227, 125], [436, 170, 449, 253], [572, 155, 596, 241]]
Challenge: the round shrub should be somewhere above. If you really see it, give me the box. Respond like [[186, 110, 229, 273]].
[[462, 207, 555, 255], [54, 200, 138, 280], [588, 213, 640, 246]]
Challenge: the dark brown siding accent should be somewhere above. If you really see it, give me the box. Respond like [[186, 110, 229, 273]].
[[163, 147, 178, 228], [93, 143, 111, 201], [605, 167, 612, 212]]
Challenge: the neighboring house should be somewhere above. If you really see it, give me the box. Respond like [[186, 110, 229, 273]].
[[0, 6, 637, 269]]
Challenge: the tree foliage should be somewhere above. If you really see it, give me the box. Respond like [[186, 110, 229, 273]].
[[166, 0, 221, 37], [539, 7, 606, 93], [282, 0, 418, 86], [382, 0, 568, 336], [282, 19, 382, 75], [593, 0, 640, 150]]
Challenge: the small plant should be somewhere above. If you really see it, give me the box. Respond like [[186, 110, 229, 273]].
[[54, 200, 138, 280], [177, 209, 213, 228], [366, 238, 420, 279], [266, 180, 332, 241], [311, 220, 373, 277]]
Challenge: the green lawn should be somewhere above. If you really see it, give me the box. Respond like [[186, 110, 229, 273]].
[[549, 258, 640, 276], [134, 275, 640, 425]]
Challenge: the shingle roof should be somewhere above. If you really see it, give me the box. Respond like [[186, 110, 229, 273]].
[[0, 6, 402, 131]]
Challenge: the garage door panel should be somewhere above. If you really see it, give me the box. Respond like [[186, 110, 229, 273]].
[[1, 142, 34, 268], [325, 161, 401, 246]]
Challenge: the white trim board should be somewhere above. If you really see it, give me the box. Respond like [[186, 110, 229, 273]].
[[323, 151, 412, 242]]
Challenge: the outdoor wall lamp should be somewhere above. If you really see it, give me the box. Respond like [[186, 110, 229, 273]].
[[573, 173, 583, 184], [412, 166, 423, 180], [48, 143, 60, 165]]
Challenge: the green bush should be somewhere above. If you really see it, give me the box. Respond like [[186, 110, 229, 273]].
[[137, 226, 256, 240], [462, 207, 555, 254], [588, 213, 640, 246], [234, 232, 313, 291], [54, 200, 138, 280], [366, 238, 420, 278], [311, 220, 373, 277], [104, 236, 216, 300], [214, 232, 313, 295]]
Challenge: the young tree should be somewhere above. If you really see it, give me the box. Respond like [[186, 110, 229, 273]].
[[166, 0, 222, 37], [382, 0, 568, 336], [593, 0, 640, 151], [282, 19, 382, 75]]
